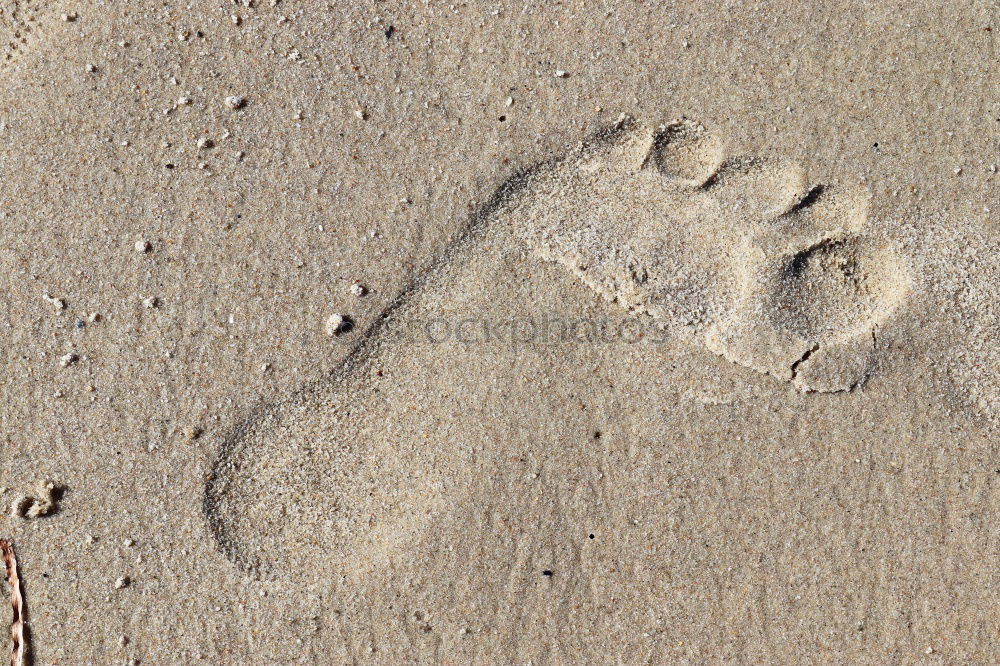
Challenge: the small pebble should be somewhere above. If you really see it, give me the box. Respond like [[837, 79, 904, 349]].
[[142, 296, 159, 309], [325, 313, 351, 336], [554, 70, 568, 78], [135, 240, 152, 253], [225, 95, 247, 110], [178, 96, 192, 106], [60, 353, 78, 367], [85, 63, 97, 73], [350, 283, 367, 297], [43, 292, 66, 309], [197, 137, 214, 149], [115, 576, 130, 589]]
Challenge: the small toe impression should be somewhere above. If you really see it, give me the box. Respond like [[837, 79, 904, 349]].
[[643, 120, 724, 187], [703, 158, 810, 220], [575, 115, 657, 175], [759, 184, 869, 254]]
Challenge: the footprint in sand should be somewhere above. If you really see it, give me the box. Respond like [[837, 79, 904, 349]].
[[204, 116, 911, 578]]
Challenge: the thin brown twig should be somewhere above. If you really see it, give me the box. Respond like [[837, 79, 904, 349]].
[[0, 540, 25, 666]]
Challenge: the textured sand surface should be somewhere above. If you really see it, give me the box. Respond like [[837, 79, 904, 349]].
[[1, 1, 998, 663]]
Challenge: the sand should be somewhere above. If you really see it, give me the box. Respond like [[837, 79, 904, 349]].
[[1, 0, 998, 663]]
